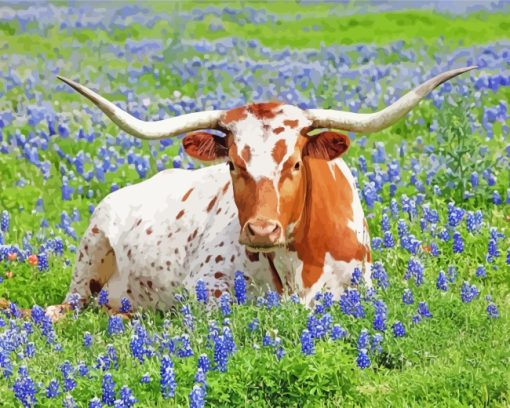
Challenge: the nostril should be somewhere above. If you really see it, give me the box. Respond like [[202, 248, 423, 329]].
[[247, 223, 256, 236], [272, 224, 281, 234]]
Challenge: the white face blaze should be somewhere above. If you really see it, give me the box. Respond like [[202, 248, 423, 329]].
[[222, 104, 312, 215]]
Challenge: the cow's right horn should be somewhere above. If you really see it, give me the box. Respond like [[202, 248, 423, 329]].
[[58, 76, 224, 140], [307, 66, 477, 134]]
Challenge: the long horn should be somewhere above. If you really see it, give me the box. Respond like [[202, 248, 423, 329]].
[[57, 76, 224, 140], [307, 66, 477, 133]]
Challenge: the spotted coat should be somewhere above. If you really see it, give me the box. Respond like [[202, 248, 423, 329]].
[[66, 102, 371, 309]]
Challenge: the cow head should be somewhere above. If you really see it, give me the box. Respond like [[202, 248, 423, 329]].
[[58, 66, 476, 251], [182, 102, 351, 251]]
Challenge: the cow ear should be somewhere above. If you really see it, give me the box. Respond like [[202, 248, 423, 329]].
[[182, 132, 229, 162], [303, 130, 350, 160]]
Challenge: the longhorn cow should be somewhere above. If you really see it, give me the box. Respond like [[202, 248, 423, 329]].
[[50, 66, 474, 315]]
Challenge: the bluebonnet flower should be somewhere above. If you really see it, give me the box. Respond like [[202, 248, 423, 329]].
[[9, 302, 22, 318], [83, 332, 93, 348], [339, 288, 365, 318], [493, 191, 502, 204], [195, 280, 208, 304], [213, 333, 228, 372], [102, 373, 116, 406], [266, 290, 280, 309], [219, 293, 231, 316], [140, 373, 151, 384], [160, 355, 177, 398], [61, 364, 77, 392], [54, 238, 64, 256], [447, 203, 464, 227], [438, 228, 450, 242], [195, 367, 206, 385], [263, 332, 273, 346], [37, 253, 49, 271], [198, 354, 210, 373], [447, 266, 457, 283], [274, 337, 285, 360], [177, 334, 194, 358], [351, 267, 362, 285], [358, 156, 368, 172], [392, 321, 406, 337], [362, 182, 378, 208], [466, 211, 483, 233], [461, 282, 479, 303], [371, 237, 382, 251], [46, 378, 60, 398], [381, 214, 390, 232], [418, 301, 433, 318], [489, 227, 505, 242], [119, 386, 137, 407], [222, 326, 236, 356], [383, 231, 395, 248], [412, 314, 422, 324], [234, 271, 247, 304], [60, 361, 74, 378], [356, 349, 371, 369], [1, 210, 9, 232], [476, 266, 487, 278], [430, 242, 440, 257], [506, 249, 510, 265], [405, 258, 424, 286], [470, 171, 479, 188], [487, 303, 499, 318], [300, 329, 314, 356], [77, 362, 89, 377], [256, 296, 266, 307], [371, 262, 389, 289], [67, 293, 81, 315], [402, 289, 414, 305], [181, 305, 194, 331], [248, 318, 259, 332], [452, 231, 464, 253], [63, 395, 77, 408], [371, 333, 383, 354], [397, 219, 408, 238], [331, 324, 347, 340], [373, 300, 387, 331], [401, 234, 421, 255], [24, 342, 35, 358], [487, 239, 499, 262], [322, 292, 334, 309], [98, 289, 109, 306], [390, 199, 399, 217], [357, 329, 370, 350], [96, 353, 113, 372], [189, 384, 206, 408], [289, 293, 300, 304], [436, 271, 448, 291], [107, 344, 119, 369], [107, 315, 124, 336], [119, 297, 131, 313]]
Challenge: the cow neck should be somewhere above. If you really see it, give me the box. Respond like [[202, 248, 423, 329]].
[[292, 158, 367, 289]]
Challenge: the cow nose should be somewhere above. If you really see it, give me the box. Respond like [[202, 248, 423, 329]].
[[247, 221, 281, 238], [245, 219, 282, 246]]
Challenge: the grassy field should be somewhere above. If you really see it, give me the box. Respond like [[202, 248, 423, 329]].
[[0, 1, 509, 407]]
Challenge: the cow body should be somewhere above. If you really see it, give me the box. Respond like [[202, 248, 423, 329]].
[[56, 66, 475, 312], [66, 151, 371, 309]]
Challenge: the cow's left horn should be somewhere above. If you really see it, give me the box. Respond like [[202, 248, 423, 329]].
[[307, 66, 477, 133], [58, 76, 224, 140]]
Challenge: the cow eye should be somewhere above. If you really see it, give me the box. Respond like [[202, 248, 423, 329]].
[[294, 161, 301, 171], [227, 161, 235, 172]]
